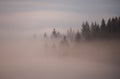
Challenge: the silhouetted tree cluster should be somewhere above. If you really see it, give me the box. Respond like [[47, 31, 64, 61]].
[[81, 16, 120, 40], [44, 16, 120, 42], [105, 17, 120, 37], [91, 22, 100, 38], [51, 28, 61, 38]]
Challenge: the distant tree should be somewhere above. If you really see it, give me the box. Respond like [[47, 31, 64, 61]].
[[99, 19, 107, 38], [100, 19, 106, 33], [81, 22, 90, 39], [114, 17, 119, 33], [60, 35, 69, 47], [91, 22, 100, 38], [51, 28, 57, 38], [75, 30, 81, 42], [106, 18, 112, 33], [111, 18, 116, 32]]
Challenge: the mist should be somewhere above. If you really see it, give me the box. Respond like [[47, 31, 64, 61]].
[[0, 0, 120, 79], [0, 37, 120, 79]]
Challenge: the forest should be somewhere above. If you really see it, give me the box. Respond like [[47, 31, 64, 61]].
[[45, 16, 120, 42]]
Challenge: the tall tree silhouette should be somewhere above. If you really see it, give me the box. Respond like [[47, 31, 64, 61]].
[[106, 18, 112, 33], [91, 22, 100, 38], [51, 28, 57, 38], [81, 22, 90, 39], [100, 19, 106, 32]]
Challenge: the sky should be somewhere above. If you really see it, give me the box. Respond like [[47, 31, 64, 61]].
[[0, 0, 120, 39]]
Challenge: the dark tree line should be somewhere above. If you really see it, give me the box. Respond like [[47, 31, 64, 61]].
[[44, 16, 120, 42], [81, 16, 120, 40]]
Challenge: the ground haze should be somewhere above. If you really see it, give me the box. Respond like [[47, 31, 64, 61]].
[[0, 38, 120, 79]]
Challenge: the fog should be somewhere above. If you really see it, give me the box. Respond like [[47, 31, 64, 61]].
[[0, 0, 120, 78], [0, 38, 120, 79]]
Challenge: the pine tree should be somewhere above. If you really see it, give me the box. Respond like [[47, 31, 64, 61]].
[[91, 22, 100, 38], [81, 21, 90, 39], [100, 19, 106, 32]]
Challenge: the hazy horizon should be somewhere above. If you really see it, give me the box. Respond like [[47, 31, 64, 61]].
[[0, 0, 120, 39]]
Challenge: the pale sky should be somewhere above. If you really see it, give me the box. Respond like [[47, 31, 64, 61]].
[[0, 0, 120, 39]]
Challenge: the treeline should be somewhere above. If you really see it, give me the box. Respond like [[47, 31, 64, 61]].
[[44, 16, 120, 41], [81, 16, 120, 40]]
